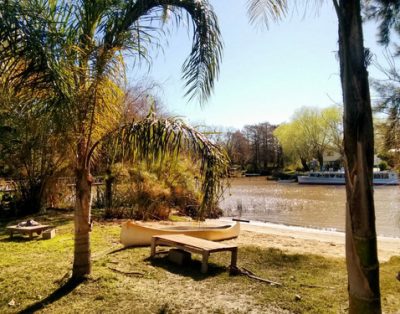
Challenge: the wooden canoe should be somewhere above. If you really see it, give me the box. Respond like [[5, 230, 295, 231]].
[[120, 221, 240, 247]]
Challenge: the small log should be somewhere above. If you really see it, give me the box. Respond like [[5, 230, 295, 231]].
[[300, 284, 335, 290], [232, 218, 250, 223]]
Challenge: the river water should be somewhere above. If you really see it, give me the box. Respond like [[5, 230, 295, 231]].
[[220, 177, 400, 238]]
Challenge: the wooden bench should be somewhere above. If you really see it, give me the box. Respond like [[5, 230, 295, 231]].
[[6, 225, 52, 239], [150, 234, 238, 274]]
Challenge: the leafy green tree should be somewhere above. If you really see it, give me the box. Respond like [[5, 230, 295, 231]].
[[321, 105, 343, 156], [248, 0, 381, 311], [296, 107, 332, 169], [0, 81, 71, 214], [274, 106, 342, 170], [0, 0, 223, 280], [274, 120, 313, 170]]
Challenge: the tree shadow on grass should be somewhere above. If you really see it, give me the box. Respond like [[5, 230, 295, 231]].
[[18, 277, 84, 314], [147, 255, 227, 281], [0, 236, 37, 243]]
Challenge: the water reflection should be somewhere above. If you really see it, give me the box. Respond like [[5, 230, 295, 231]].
[[220, 177, 400, 237]]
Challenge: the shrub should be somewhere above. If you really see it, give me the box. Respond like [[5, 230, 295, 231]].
[[102, 156, 223, 220], [378, 161, 388, 171]]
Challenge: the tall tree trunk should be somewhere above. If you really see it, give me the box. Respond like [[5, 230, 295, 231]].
[[104, 169, 114, 217], [72, 159, 92, 280], [335, 0, 381, 312], [300, 157, 309, 171], [316, 151, 324, 171], [278, 146, 284, 169]]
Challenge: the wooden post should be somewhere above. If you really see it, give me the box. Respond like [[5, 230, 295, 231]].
[[201, 251, 209, 273], [150, 238, 157, 257], [230, 248, 238, 269]]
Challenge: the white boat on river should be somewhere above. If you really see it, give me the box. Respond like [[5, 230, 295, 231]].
[[297, 171, 399, 185]]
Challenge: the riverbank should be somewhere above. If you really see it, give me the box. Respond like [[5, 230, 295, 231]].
[[218, 219, 400, 262]]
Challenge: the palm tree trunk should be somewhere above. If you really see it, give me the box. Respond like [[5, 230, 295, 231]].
[[335, 0, 381, 312], [72, 163, 92, 280]]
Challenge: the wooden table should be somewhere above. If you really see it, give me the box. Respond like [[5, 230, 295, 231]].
[[150, 234, 238, 274], [6, 225, 52, 239]]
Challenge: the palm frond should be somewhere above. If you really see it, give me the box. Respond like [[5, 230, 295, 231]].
[[247, 0, 288, 27], [106, 113, 229, 218], [103, 0, 222, 104], [0, 0, 76, 98]]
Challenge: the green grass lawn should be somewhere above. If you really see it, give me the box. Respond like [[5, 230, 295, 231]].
[[1, 211, 399, 313]]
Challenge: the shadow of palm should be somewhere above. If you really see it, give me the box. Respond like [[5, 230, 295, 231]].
[[18, 277, 84, 314]]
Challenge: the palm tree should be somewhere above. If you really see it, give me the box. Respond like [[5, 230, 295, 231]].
[[0, 0, 224, 280], [248, 0, 381, 312]]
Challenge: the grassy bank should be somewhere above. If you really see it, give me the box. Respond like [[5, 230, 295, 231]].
[[1, 211, 399, 313]]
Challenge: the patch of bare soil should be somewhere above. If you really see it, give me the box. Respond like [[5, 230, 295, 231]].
[[116, 269, 291, 314]]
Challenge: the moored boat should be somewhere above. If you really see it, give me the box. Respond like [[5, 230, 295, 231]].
[[297, 171, 399, 185], [120, 221, 240, 247]]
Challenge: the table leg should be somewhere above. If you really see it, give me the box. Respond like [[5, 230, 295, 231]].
[[230, 248, 238, 269], [9, 231, 13, 239], [150, 238, 157, 257], [201, 252, 209, 274], [29, 231, 33, 239]]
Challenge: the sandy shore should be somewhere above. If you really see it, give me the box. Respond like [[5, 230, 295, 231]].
[[147, 219, 400, 262], [218, 219, 400, 262]]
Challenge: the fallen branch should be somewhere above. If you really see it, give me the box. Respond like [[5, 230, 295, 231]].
[[246, 273, 283, 286], [230, 266, 282, 286], [107, 266, 144, 277], [242, 267, 256, 276], [300, 284, 335, 290]]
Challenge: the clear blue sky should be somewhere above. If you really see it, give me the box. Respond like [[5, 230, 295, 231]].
[[127, 0, 391, 129]]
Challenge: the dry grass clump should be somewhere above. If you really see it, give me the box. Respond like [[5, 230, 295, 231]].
[[102, 158, 224, 220]]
